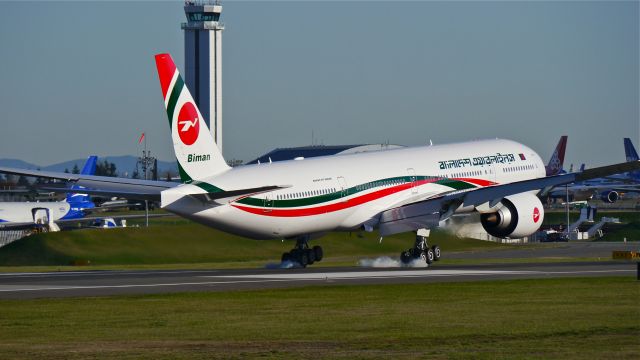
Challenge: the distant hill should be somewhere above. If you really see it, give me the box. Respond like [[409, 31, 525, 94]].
[[0, 156, 177, 179]]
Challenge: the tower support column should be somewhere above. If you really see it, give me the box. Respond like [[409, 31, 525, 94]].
[[182, 1, 224, 152]]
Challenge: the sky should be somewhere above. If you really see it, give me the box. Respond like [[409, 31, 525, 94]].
[[0, 0, 637, 169]]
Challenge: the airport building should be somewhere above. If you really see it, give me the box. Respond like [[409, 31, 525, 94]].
[[182, 1, 224, 152]]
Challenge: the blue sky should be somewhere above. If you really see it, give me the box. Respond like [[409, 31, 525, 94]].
[[0, 0, 637, 168]]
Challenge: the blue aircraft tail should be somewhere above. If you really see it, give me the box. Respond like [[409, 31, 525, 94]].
[[624, 138, 640, 180], [624, 138, 639, 161], [65, 156, 98, 214]]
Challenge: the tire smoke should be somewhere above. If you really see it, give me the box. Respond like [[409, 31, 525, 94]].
[[358, 256, 428, 268]]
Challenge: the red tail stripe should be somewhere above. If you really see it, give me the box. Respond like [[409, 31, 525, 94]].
[[155, 53, 177, 101]]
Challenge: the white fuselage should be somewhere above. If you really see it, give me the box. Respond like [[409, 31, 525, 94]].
[[161, 139, 546, 239], [0, 202, 70, 224]]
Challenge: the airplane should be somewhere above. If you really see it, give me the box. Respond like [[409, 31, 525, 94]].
[[0, 156, 98, 231], [1, 53, 638, 267], [546, 138, 640, 203]]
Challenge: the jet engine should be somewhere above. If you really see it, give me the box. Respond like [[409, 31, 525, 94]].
[[599, 190, 619, 203], [480, 192, 544, 238]]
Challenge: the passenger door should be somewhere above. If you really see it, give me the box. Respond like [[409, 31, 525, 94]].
[[407, 168, 418, 194]]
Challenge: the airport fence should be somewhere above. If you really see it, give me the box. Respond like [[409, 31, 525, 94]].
[[0, 230, 31, 247]]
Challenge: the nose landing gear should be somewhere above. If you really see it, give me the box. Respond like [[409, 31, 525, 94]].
[[400, 229, 441, 266], [281, 236, 323, 268]]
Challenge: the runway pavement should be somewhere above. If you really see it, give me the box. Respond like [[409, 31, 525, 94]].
[[0, 261, 635, 299]]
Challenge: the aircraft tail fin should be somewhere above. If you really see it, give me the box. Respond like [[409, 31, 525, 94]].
[[624, 138, 640, 180], [624, 138, 639, 162], [545, 135, 567, 176], [154, 53, 230, 183], [65, 155, 98, 209]]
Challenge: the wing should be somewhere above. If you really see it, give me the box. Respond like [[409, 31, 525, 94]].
[[377, 160, 640, 236], [56, 213, 173, 225], [0, 166, 178, 200]]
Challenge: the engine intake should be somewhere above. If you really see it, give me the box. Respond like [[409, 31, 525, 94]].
[[600, 190, 619, 203]]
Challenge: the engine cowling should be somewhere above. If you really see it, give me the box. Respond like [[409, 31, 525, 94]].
[[480, 192, 544, 238], [599, 190, 619, 203]]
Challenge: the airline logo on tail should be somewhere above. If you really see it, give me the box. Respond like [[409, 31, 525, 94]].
[[177, 102, 200, 145], [546, 136, 567, 176]]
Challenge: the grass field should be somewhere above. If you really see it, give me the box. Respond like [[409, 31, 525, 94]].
[[0, 221, 505, 268], [0, 210, 637, 270], [0, 276, 637, 359]]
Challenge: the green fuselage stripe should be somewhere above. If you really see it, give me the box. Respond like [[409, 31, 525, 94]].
[[235, 175, 472, 209]]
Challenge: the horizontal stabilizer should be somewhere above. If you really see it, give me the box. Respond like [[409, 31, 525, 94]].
[[188, 185, 290, 203]]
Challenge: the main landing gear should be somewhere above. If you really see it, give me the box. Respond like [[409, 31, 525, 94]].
[[400, 229, 441, 266], [281, 236, 324, 268]]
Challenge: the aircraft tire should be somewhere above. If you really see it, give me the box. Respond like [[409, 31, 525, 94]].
[[425, 248, 434, 264], [432, 245, 441, 261], [299, 252, 309, 268], [400, 251, 412, 264], [306, 249, 316, 265], [281, 252, 291, 263], [313, 245, 323, 262]]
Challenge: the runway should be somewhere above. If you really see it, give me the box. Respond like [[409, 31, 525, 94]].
[[0, 261, 635, 299]]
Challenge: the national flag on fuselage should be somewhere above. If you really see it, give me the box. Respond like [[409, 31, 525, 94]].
[[519, 153, 526, 160], [138, 132, 145, 144]]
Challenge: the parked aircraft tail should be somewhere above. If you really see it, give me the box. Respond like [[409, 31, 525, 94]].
[[624, 138, 640, 180], [624, 138, 639, 162], [154, 53, 230, 183], [545, 135, 567, 176], [64, 156, 98, 216]]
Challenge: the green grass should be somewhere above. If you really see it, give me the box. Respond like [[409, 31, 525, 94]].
[[599, 221, 640, 242], [0, 223, 504, 268], [0, 277, 637, 359]]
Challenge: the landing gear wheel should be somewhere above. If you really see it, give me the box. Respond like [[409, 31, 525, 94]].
[[299, 252, 309, 267], [306, 249, 316, 265], [425, 248, 434, 264], [432, 245, 441, 261], [282, 237, 324, 267], [313, 245, 323, 262], [400, 250, 412, 265]]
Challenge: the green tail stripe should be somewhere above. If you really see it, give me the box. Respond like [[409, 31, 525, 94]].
[[236, 175, 475, 208], [177, 162, 193, 184], [166, 76, 184, 129]]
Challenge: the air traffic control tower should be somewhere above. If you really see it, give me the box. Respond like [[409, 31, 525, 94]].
[[181, 1, 224, 152]]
